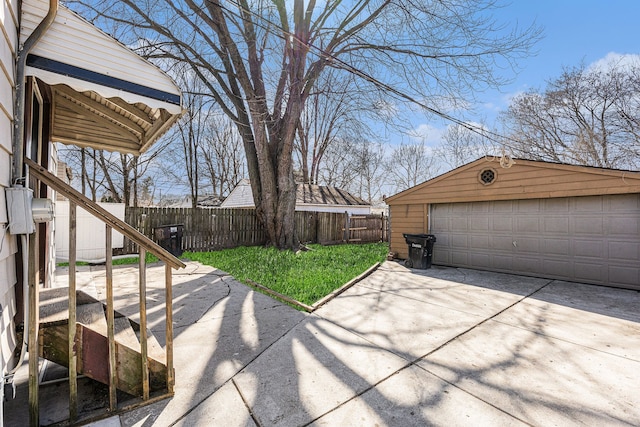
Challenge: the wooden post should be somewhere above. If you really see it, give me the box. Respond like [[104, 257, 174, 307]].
[[343, 212, 350, 242], [68, 202, 78, 422], [165, 264, 174, 394], [139, 248, 149, 400], [105, 225, 117, 411], [28, 231, 39, 426]]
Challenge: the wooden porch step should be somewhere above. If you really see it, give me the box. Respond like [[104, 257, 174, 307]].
[[114, 317, 139, 349], [40, 287, 101, 327], [77, 303, 107, 335]]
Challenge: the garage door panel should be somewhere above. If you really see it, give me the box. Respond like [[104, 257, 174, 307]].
[[576, 195, 603, 211], [469, 253, 490, 267], [607, 216, 639, 235], [574, 239, 604, 258], [470, 235, 489, 248], [491, 235, 514, 251], [609, 266, 639, 285], [431, 216, 449, 230], [515, 237, 540, 253], [543, 239, 570, 255], [574, 262, 606, 282], [517, 217, 540, 233], [543, 198, 570, 211], [492, 217, 513, 232], [512, 256, 540, 272], [542, 259, 572, 276], [574, 216, 604, 234], [609, 242, 639, 260], [451, 234, 468, 249], [609, 194, 640, 210], [451, 217, 468, 230], [492, 255, 513, 270], [430, 195, 640, 289], [544, 217, 569, 234], [471, 216, 489, 230], [452, 203, 470, 213], [451, 252, 468, 265]]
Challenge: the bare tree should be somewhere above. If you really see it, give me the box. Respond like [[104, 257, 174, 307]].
[[436, 123, 495, 169], [71, 0, 540, 248], [160, 73, 214, 208], [59, 143, 167, 207], [386, 140, 439, 192], [347, 141, 386, 203], [200, 114, 247, 197], [501, 59, 640, 169], [295, 69, 373, 184]]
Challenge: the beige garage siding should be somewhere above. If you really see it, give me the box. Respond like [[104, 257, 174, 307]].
[[389, 203, 428, 259], [431, 194, 640, 289]]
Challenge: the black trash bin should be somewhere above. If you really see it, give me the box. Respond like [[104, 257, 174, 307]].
[[154, 224, 184, 257], [403, 233, 436, 269]]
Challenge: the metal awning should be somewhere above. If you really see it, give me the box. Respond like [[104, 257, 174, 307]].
[[20, 0, 183, 155]]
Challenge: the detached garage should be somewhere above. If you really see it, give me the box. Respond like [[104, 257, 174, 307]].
[[386, 157, 640, 290]]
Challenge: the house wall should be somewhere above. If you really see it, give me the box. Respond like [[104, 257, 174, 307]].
[[0, 0, 20, 374]]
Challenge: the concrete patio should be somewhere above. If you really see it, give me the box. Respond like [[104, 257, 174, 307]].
[[4, 260, 640, 426]]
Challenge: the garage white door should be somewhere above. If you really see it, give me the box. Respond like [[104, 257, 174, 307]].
[[431, 194, 640, 289]]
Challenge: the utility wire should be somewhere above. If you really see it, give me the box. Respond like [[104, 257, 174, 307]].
[[216, 0, 523, 151]]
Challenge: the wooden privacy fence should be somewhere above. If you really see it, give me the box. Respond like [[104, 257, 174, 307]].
[[120, 207, 388, 254]]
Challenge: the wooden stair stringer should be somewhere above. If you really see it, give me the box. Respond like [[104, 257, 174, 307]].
[[38, 288, 168, 398]]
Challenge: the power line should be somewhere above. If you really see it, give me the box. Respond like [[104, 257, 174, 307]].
[[216, 0, 523, 151]]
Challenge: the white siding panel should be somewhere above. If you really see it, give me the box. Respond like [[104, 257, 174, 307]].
[[0, 68, 13, 121], [21, 1, 180, 97], [0, 111, 11, 153], [0, 185, 7, 223], [1, 0, 18, 52], [0, 147, 11, 187]]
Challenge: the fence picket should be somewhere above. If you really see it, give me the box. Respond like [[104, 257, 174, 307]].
[[119, 208, 388, 254]]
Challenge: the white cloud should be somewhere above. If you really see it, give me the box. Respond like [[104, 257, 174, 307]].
[[588, 52, 640, 72], [408, 123, 446, 146]]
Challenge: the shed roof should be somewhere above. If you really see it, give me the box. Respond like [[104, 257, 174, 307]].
[[386, 157, 640, 205], [297, 184, 369, 206], [21, 0, 183, 155], [220, 180, 369, 208]]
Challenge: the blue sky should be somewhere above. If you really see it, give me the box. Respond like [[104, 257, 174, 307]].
[[481, 1, 640, 121], [414, 1, 640, 145]]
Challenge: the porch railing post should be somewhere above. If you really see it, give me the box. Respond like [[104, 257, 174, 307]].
[[68, 201, 78, 422], [139, 248, 149, 400], [165, 264, 174, 394], [105, 225, 117, 410]]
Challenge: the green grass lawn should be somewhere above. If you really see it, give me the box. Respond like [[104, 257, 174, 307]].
[[184, 243, 388, 306], [57, 252, 158, 267]]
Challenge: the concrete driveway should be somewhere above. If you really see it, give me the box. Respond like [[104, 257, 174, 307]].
[[8, 260, 638, 426], [110, 260, 640, 427]]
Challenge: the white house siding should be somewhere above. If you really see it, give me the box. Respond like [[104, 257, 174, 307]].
[[0, 0, 20, 374]]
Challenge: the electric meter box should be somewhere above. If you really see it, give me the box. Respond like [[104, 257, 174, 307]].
[[32, 198, 54, 223], [5, 187, 35, 235]]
